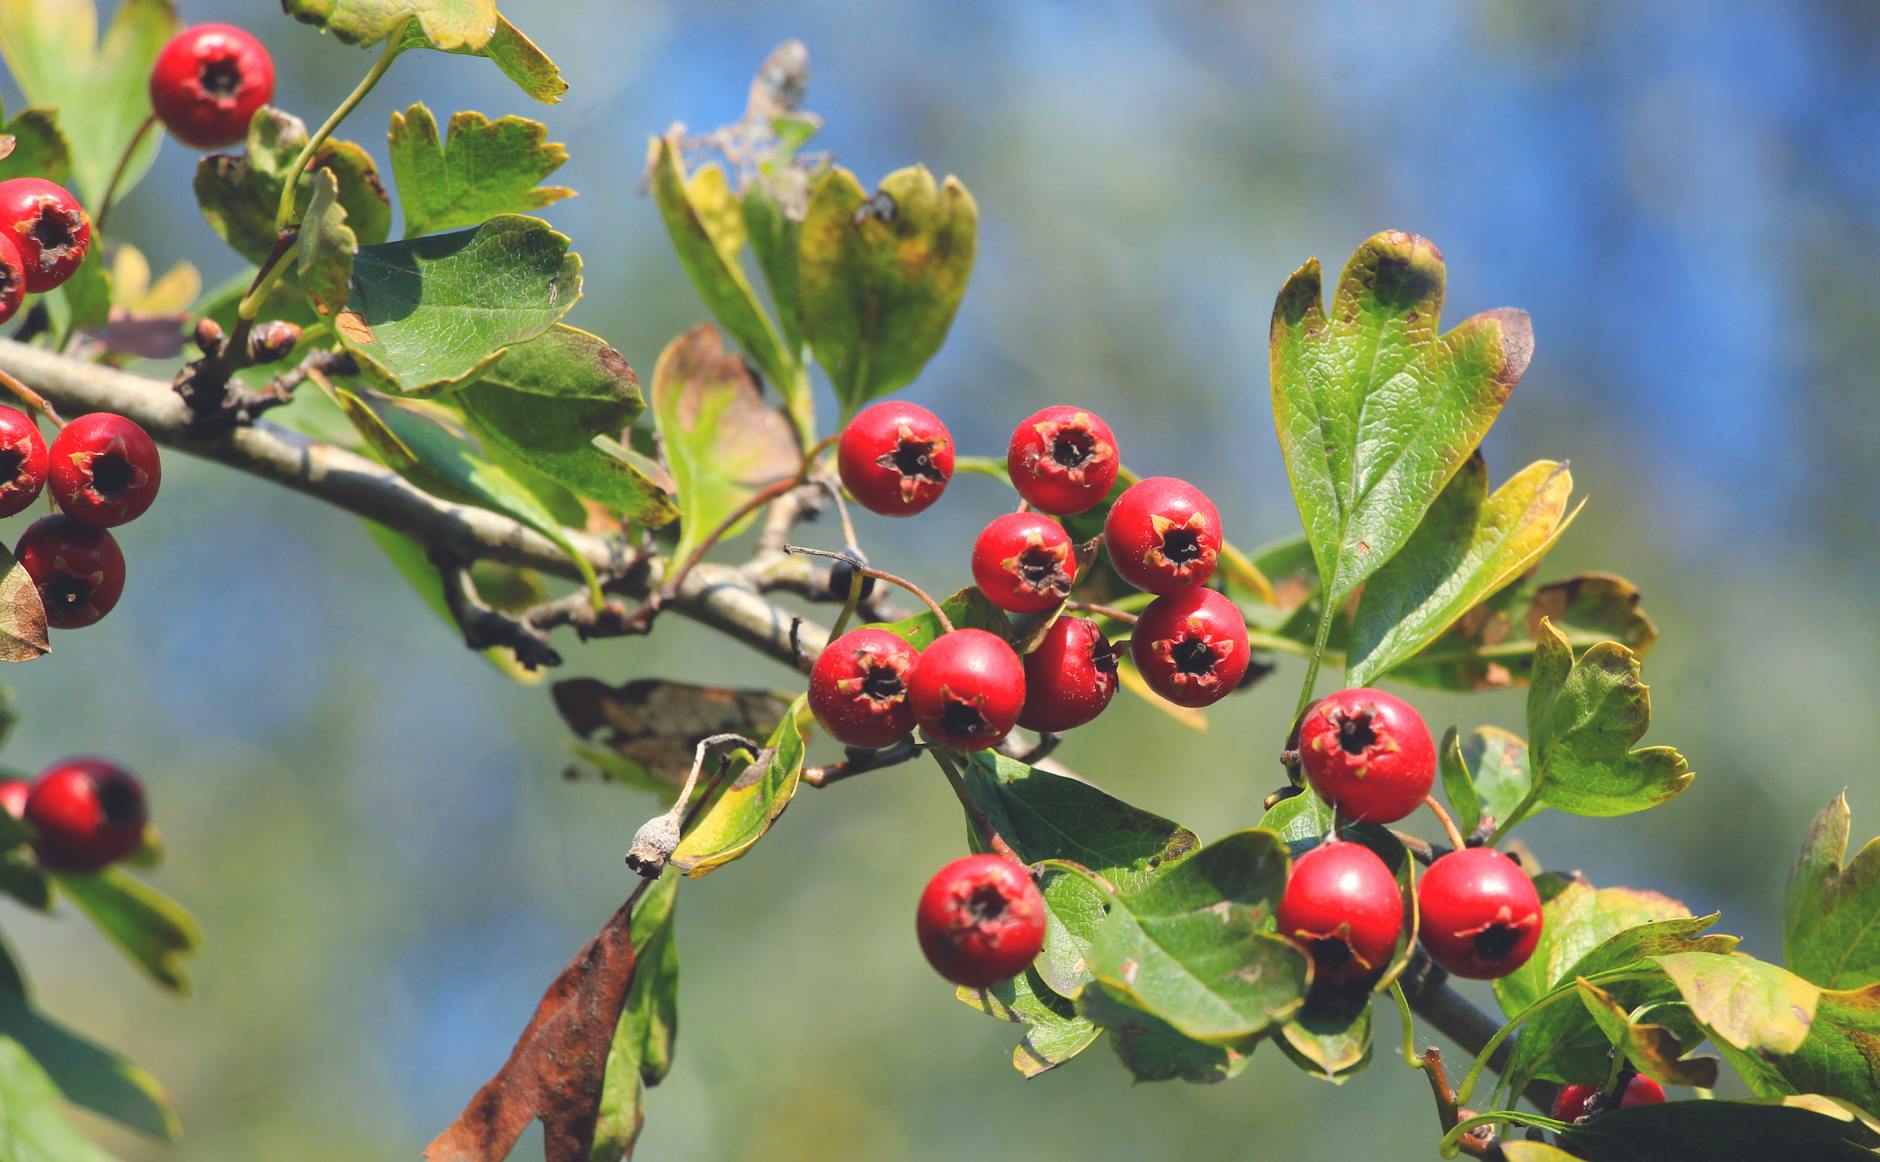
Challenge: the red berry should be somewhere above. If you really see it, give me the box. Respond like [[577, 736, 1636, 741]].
[[1102, 476, 1222, 594], [1005, 406, 1120, 516], [1298, 688, 1436, 825], [24, 758, 147, 874], [0, 405, 48, 519], [149, 23, 276, 150], [1130, 587, 1249, 708], [48, 413, 162, 528], [16, 515, 126, 629], [1418, 847, 1544, 979], [808, 628, 920, 749], [1018, 616, 1118, 733], [0, 231, 24, 326], [0, 779, 27, 820], [916, 853, 1046, 987], [1551, 1075, 1667, 1123], [0, 179, 90, 294], [837, 401, 954, 516], [971, 512, 1075, 613], [908, 629, 1025, 751], [1277, 840, 1404, 985]]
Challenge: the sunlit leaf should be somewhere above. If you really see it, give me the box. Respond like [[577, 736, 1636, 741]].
[[1077, 982, 1261, 1085], [590, 870, 679, 1160], [1575, 979, 1719, 1088], [868, 588, 1010, 652], [194, 106, 391, 267], [671, 699, 808, 877], [298, 167, 358, 317], [53, 869, 202, 994], [954, 968, 1100, 1078], [1787, 794, 1880, 990], [1389, 572, 1659, 691], [0, 102, 70, 184], [390, 104, 572, 238]]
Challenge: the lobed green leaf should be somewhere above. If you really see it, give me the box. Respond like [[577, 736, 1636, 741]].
[[194, 106, 391, 268], [299, 168, 359, 317], [390, 104, 572, 238], [1076, 985, 1261, 1085], [1787, 794, 1880, 990]]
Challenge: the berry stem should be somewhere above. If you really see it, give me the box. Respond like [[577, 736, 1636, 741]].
[[785, 544, 953, 632], [93, 112, 158, 235], [274, 36, 402, 234], [1065, 601, 1138, 625], [1485, 785, 1543, 849], [929, 747, 1020, 862], [1438, 1111, 1566, 1159], [802, 736, 923, 789], [1424, 795, 1468, 851], [1389, 981, 1422, 1068], [0, 369, 64, 428], [1290, 599, 1339, 729]]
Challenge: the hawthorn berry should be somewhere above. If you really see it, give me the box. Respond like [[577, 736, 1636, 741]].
[[908, 628, 1026, 751], [1018, 616, 1118, 733], [915, 853, 1046, 987], [971, 512, 1076, 613], [1417, 847, 1544, 980], [149, 23, 276, 150], [1297, 687, 1436, 825], [0, 179, 90, 294], [48, 412, 162, 528], [1550, 1075, 1667, 1123], [1277, 840, 1404, 985], [0, 231, 24, 326], [1005, 406, 1119, 516], [1102, 476, 1222, 594], [837, 401, 954, 516], [0, 779, 27, 820], [0, 405, 48, 519], [15, 515, 126, 629], [24, 758, 147, 874], [808, 628, 919, 749], [1130, 587, 1250, 708]]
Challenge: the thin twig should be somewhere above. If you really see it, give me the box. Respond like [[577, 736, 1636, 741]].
[[1065, 601, 1139, 625], [0, 368, 65, 428], [787, 544, 953, 631], [929, 747, 1019, 862], [1425, 795, 1468, 852], [803, 737, 923, 788]]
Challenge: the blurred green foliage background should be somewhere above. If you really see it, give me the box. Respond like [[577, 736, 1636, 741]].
[[6, 1, 1880, 1157]]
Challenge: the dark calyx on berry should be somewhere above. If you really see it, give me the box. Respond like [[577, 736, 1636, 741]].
[[938, 690, 994, 739], [199, 54, 245, 99], [880, 430, 946, 491], [1009, 544, 1071, 598]]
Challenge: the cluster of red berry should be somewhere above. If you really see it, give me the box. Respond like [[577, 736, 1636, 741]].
[[0, 177, 91, 328], [0, 758, 148, 874], [1, 409, 162, 630]]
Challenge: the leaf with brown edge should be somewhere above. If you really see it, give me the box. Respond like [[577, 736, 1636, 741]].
[[0, 541, 47, 662], [426, 892, 641, 1162], [552, 679, 793, 796], [1389, 571, 1658, 691], [1575, 978, 1720, 1088]]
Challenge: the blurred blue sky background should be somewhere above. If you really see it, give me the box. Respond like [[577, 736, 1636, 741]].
[[6, 1, 1880, 1158]]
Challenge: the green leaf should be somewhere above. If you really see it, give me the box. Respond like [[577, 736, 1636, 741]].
[[797, 164, 978, 417], [1076, 985, 1260, 1084], [1390, 572, 1659, 692], [334, 214, 581, 395], [868, 588, 1011, 652], [1558, 1097, 1880, 1162], [590, 870, 679, 1161], [0, 542, 48, 662], [457, 325, 677, 525], [954, 968, 1100, 1079], [43, 245, 110, 341], [742, 184, 806, 360], [363, 523, 545, 683], [461, 15, 566, 105], [1085, 830, 1309, 1043], [389, 104, 572, 238], [647, 136, 795, 403], [332, 385, 599, 597], [1268, 231, 1534, 615], [0, 855, 49, 911], [0, 0, 173, 204], [298, 168, 358, 317], [328, 9, 563, 103], [0, 103, 71, 184], [1522, 619, 1693, 820], [0, 991, 178, 1141], [1788, 794, 1880, 989], [1277, 987, 1373, 1083], [194, 106, 392, 268], [1575, 979, 1719, 1088], [1448, 726, 1535, 835], [52, 869, 201, 994], [1438, 727, 1481, 834], [1653, 950, 1819, 1058], [1347, 456, 1579, 686], [1713, 983, 1880, 1116], [0, 1036, 115, 1161], [670, 699, 807, 877], [648, 325, 801, 570]]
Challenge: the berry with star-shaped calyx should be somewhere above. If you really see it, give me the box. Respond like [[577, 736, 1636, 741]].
[[15, 515, 125, 629], [1130, 587, 1250, 708], [1102, 476, 1222, 594], [1277, 840, 1404, 985], [149, 23, 276, 150], [971, 512, 1076, 613], [48, 412, 162, 528], [1417, 846, 1544, 980], [0, 405, 48, 518], [808, 628, 920, 749], [1297, 687, 1436, 825], [1006, 406, 1120, 516], [916, 853, 1047, 987], [908, 629, 1026, 751], [0, 178, 90, 293], [1018, 615, 1119, 733], [24, 758, 147, 874], [837, 401, 954, 516]]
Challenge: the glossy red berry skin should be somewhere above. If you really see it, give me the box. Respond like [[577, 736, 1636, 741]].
[[0, 179, 90, 294], [1277, 841, 1404, 985], [1298, 687, 1436, 825], [48, 413, 162, 528], [0, 231, 24, 326], [0, 405, 48, 519], [1006, 406, 1120, 516], [1418, 847, 1544, 980], [1102, 476, 1222, 594], [0, 779, 28, 820], [1018, 616, 1118, 733], [1130, 587, 1250, 708], [916, 853, 1046, 987], [808, 628, 920, 749], [837, 401, 954, 516], [1551, 1076, 1667, 1123], [971, 512, 1076, 613], [149, 23, 276, 150], [16, 516, 125, 629], [908, 629, 1026, 751], [24, 758, 147, 874]]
